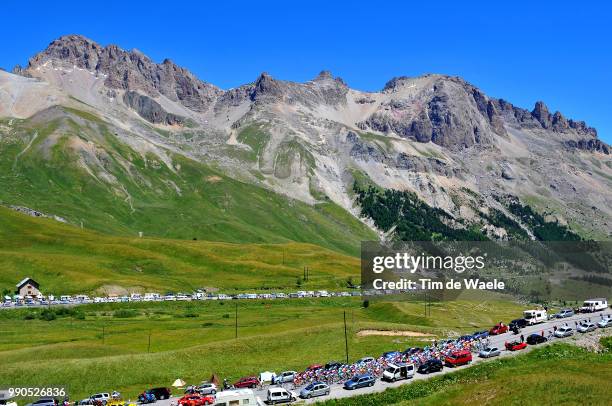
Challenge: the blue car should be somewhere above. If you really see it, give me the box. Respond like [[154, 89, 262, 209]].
[[343, 374, 376, 390], [382, 351, 401, 360], [473, 330, 489, 339]]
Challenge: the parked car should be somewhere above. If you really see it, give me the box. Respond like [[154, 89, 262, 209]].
[[147, 388, 171, 401], [597, 317, 611, 328], [382, 362, 415, 382], [505, 341, 527, 351], [325, 361, 343, 370], [577, 322, 597, 333], [234, 376, 260, 389], [445, 350, 472, 367], [402, 347, 421, 356], [306, 364, 323, 372], [526, 334, 548, 345], [472, 330, 489, 339], [25, 399, 57, 406], [299, 382, 330, 399], [196, 383, 217, 395], [382, 351, 401, 360], [137, 392, 156, 404], [177, 394, 214, 406], [356, 356, 375, 364], [489, 323, 509, 335], [90, 394, 111, 405], [509, 318, 528, 330], [266, 387, 296, 404], [417, 359, 444, 374], [556, 309, 575, 318], [274, 371, 297, 384], [478, 346, 501, 358], [343, 374, 376, 390], [554, 326, 574, 338]]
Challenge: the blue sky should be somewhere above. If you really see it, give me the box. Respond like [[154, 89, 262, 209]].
[[2, 1, 611, 142]]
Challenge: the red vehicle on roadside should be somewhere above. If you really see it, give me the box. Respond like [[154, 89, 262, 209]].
[[444, 349, 472, 367], [489, 323, 509, 335], [233, 376, 260, 389], [505, 341, 527, 351], [307, 364, 324, 371], [177, 394, 215, 406]]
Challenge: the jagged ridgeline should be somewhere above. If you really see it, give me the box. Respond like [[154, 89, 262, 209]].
[[1, 34, 610, 251]]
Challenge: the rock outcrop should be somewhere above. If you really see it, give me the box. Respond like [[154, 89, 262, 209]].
[[25, 35, 222, 112]]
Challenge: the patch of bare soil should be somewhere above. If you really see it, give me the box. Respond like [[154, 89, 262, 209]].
[[357, 329, 434, 337], [206, 175, 222, 183]]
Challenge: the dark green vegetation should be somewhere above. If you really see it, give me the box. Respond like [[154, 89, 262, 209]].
[[0, 293, 524, 400], [353, 179, 584, 243], [0, 206, 361, 294], [354, 183, 487, 241], [322, 343, 612, 405], [503, 196, 582, 241], [0, 108, 375, 255]]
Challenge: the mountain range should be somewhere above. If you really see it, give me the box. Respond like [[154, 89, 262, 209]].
[[1, 34, 610, 252]]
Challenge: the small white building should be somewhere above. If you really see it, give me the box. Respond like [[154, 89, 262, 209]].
[[15, 277, 40, 298]]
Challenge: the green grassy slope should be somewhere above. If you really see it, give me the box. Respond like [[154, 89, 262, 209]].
[[0, 108, 375, 256], [0, 206, 362, 294], [0, 295, 524, 399]]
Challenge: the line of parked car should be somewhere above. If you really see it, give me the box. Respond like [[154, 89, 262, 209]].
[[1, 290, 362, 309]]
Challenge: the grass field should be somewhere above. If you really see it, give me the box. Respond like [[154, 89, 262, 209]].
[[321, 343, 612, 405], [0, 292, 525, 400], [0, 206, 363, 295], [0, 110, 375, 256]]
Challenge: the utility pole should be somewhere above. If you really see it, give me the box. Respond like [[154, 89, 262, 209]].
[[343, 311, 349, 364], [235, 303, 238, 339]]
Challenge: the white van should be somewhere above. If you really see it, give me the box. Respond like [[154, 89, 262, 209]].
[[382, 362, 415, 382], [581, 298, 608, 313], [266, 387, 296, 404], [214, 389, 265, 406], [523, 309, 547, 325]]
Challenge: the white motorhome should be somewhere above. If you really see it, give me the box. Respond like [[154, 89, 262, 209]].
[[523, 309, 548, 325], [581, 298, 608, 313], [214, 389, 265, 406], [143, 293, 160, 301]]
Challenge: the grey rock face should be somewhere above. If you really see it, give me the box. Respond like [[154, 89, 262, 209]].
[[360, 76, 506, 149], [565, 138, 610, 154], [395, 153, 461, 177], [122, 91, 186, 125], [26, 35, 222, 112]]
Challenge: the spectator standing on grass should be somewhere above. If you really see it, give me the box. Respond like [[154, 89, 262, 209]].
[[520, 334, 524, 343]]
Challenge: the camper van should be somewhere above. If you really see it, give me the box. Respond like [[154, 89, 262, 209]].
[[214, 389, 265, 406], [580, 298, 608, 313], [523, 309, 548, 325], [382, 362, 415, 382]]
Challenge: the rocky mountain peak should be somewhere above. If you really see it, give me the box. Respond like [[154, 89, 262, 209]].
[[23, 35, 222, 113]]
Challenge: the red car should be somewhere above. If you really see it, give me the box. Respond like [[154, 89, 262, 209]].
[[505, 341, 527, 351], [177, 394, 215, 406], [445, 350, 472, 367], [489, 323, 509, 335], [307, 364, 324, 371], [233, 376, 260, 388]]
